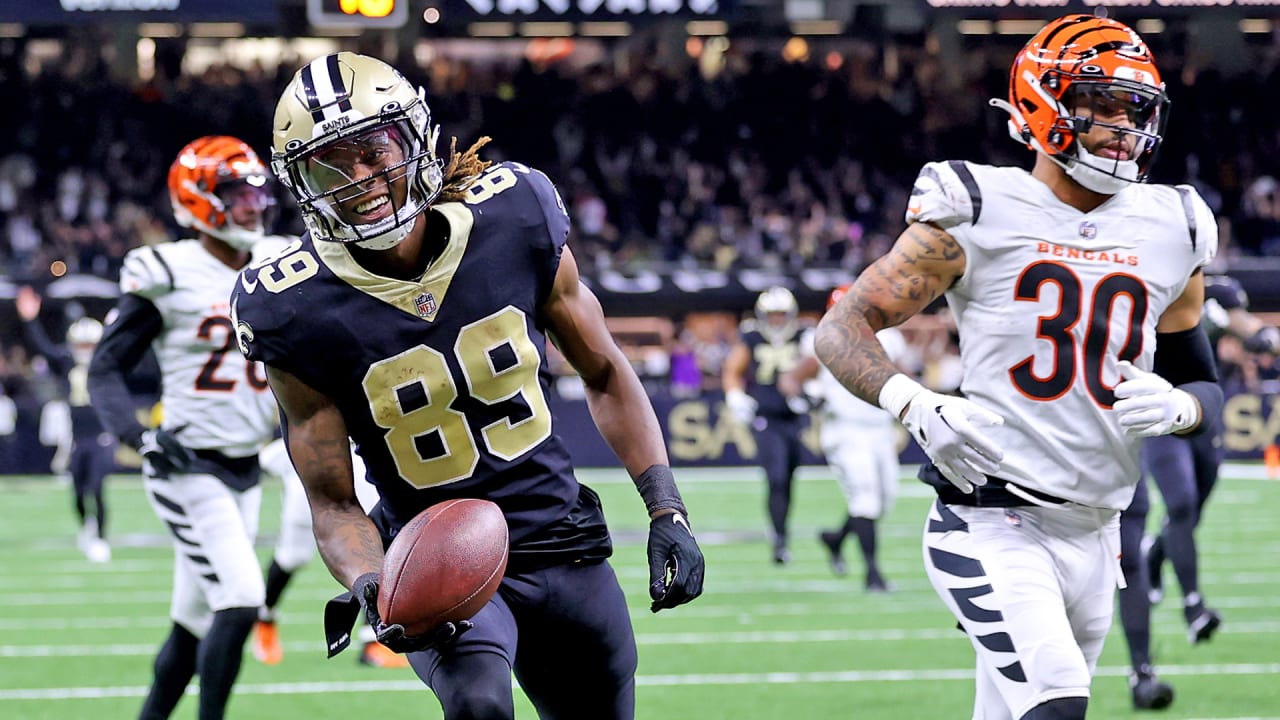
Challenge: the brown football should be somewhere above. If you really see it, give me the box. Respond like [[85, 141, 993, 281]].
[[377, 498, 509, 636]]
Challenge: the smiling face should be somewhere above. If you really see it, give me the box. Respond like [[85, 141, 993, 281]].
[[301, 126, 411, 227]]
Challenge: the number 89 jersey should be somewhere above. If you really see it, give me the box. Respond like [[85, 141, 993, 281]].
[[908, 161, 1217, 510], [119, 239, 283, 456], [232, 163, 588, 546]]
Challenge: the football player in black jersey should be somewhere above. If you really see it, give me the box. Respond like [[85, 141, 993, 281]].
[[722, 287, 809, 564], [232, 53, 703, 720], [1116, 273, 1276, 709], [16, 286, 114, 563]]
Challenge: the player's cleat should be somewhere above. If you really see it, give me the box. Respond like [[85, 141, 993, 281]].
[[252, 621, 284, 665], [1129, 667, 1174, 710], [818, 530, 848, 576], [359, 641, 410, 669], [84, 538, 111, 563], [1142, 533, 1164, 605], [76, 518, 97, 553], [1186, 605, 1222, 645], [865, 571, 894, 594], [771, 541, 792, 566]]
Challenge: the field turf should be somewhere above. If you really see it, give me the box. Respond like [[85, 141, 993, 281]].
[[2, 464, 1277, 719]]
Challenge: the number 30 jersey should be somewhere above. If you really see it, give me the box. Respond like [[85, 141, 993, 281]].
[[908, 161, 1217, 510], [232, 163, 599, 555], [118, 238, 283, 456]]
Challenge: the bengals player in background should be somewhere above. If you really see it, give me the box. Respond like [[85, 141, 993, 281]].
[[89, 136, 282, 720], [816, 15, 1221, 719]]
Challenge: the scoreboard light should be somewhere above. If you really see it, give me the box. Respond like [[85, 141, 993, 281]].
[[307, 0, 408, 28]]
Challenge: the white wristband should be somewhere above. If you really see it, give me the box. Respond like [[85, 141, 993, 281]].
[[877, 373, 927, 419]]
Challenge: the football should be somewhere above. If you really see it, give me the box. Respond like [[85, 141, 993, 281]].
[[377, 498, 509, 636]]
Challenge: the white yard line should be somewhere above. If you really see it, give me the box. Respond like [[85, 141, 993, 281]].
[[7, 621, 1280, 656], [2, 663, 1278, 701]]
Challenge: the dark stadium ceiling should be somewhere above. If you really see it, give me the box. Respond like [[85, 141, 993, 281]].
[[2, 0, 1277, 36]]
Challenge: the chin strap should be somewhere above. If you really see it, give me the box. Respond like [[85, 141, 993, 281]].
[[352, 223, 413, 250]]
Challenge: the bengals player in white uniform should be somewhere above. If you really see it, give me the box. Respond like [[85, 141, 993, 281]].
[[815, 16, 1222, 720], [783, 285, 906, 591], [89, 136, 282, 720]]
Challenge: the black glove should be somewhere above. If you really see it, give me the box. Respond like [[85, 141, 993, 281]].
[[1243, 326, 1280, 354], [136, 428, 193, 478], [647, 512, 705, 613], [323, 572, 473, 658]]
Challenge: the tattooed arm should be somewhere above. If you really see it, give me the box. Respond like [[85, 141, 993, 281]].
[[267, 366, 384, 589], [814, 221, 966, 406]]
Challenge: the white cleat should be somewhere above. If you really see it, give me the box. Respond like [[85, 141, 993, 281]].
[[85, 538, 112, 563]]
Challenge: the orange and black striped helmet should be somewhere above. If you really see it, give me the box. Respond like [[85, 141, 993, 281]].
[[991, 15, 1168, 194], [168, 135, 274, 250]]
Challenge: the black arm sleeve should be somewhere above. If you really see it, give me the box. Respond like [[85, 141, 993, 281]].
[[21, 318, 73, 376], [1153, 324, 1223, 436], [88, 294, 164, 448]]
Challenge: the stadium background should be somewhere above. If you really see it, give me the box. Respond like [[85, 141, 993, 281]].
[[5, 0, 1280, 473]]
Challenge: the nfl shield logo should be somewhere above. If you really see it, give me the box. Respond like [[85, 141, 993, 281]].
[[1078, 221, 1097, 239], [414, 292, 437, 318]]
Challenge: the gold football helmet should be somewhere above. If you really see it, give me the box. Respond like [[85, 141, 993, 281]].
[[272, 52, 443, 250], [754, 286, 798, 342]]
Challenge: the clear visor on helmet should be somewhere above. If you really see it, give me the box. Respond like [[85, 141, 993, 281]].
[[1064, 80, 1166, 138], [215, 176, 275, 233], [299, 124, 416, 226]]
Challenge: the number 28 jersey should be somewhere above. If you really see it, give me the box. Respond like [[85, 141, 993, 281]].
[[119, 238, 284, 456], [232, 163, 601, 555], [909, 161, 1217, 510]]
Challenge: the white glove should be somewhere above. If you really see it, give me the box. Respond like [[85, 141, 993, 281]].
[[1113, 361, 1200, 438], [879, 374, 1004, 494], [725, 390, 758, 426]]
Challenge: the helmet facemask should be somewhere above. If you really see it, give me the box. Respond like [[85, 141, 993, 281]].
[[208, 176, 276, 251], [1053, 76, 1168, 194], [275, 91, 444, 251]]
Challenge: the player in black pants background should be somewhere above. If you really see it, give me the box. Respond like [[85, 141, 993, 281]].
[[16, 285, 115, 562], [723, 286, 810, 565]]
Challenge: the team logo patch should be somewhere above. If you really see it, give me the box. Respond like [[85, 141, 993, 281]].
[[414, 292, 437, 318], [1004, 510, 1022, 528], [1078, 221, 1097, 239], [236, 321, 255, 357]]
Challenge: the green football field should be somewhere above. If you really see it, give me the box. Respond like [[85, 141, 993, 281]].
[[2, 464, 1278, 719]]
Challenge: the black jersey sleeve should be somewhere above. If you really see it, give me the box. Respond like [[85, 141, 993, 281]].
[[230, 264, 300, 373], [21, 318, 73, 376], [88, 293, 164, 447], [521, 166, 570, 304]]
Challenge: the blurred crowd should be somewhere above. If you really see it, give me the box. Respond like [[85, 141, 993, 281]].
[[4, 29, 1280, 469], [4, 31, 1280, 284]]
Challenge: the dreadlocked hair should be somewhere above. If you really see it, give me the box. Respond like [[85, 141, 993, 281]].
[[437, 136, 493, 203]]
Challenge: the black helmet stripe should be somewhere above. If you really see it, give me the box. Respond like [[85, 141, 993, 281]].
[[299, 63, 325, 123], [326, 53, 354, 113], [1039, 14, 1090, 52], [300, 54, 354, 125]]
